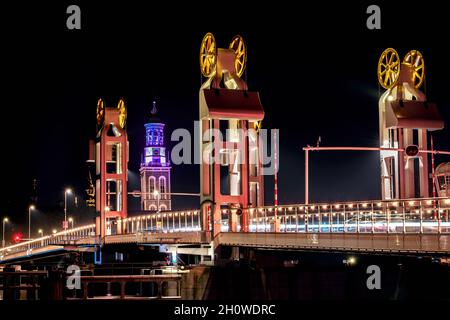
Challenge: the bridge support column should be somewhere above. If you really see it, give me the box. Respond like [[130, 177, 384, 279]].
[[231, 247, 240, 261]]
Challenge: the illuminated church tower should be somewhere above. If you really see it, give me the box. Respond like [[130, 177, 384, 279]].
[[140, 101, 172, 211]]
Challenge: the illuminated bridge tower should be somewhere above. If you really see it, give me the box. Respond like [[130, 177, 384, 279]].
[[140, 101, 172, 211], [199, 33, 265, 239], [91, 98, 129, 238], [377, 49, 443, 200]]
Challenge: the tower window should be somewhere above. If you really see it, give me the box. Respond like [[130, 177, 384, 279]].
[[149, 176, 156, 195], [159, 176, 166, 195]]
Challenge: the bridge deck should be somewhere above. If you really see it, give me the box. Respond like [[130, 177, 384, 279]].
[[216, 232, 450, 254], [2, 198, 449, 262]]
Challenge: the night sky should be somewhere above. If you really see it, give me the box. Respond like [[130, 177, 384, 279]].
[[1, 2, 449, 238]]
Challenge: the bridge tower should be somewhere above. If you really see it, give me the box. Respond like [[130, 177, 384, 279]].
[[377, 49, 443, 200], [140, 101, 172, 211], [93, 98, 129, 238], [198, 33, 265, 239]]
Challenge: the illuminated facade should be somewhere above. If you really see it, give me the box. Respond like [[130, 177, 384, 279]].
[[199, 33, 265, 238], [140, 101, 172, 211], [377, 48, 444, 200], [92, 98, 129, 238]]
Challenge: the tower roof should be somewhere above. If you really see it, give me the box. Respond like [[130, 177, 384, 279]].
[[147, 100, 162, 123]]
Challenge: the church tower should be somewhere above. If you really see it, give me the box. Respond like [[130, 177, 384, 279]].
[[140, 101, 172, 211]]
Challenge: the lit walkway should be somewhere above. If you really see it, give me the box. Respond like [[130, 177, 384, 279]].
[[1, 197, 449, 261]]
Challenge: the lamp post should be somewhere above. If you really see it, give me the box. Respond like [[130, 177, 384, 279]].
[[64, 188, 72, 230], [38, 229, 43, 237], [2, 217, 8, 247], [153, 190, 160, 213], [28, 205, 35, 240], [68, 217, 74, 229]]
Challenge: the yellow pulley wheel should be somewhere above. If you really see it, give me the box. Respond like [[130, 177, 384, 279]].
[[403, 50, 425, 88], [117, 99, 126, 129], [229, 35, 247, 78], [378, 48, 400, 89], [200, 32, 217, 77], [96, 98, 105, 126]]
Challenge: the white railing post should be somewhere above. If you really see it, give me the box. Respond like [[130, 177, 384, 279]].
[[330, 206, 333, 233], [356, 204, 360, 233], [438, 201, 441, 234], [402, 201, 406, 234]]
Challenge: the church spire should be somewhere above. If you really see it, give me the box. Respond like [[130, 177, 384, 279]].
[[151, 100, 157, 115]]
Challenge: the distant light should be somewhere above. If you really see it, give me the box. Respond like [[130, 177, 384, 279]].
[[362, 203, 368, 208], [408, 201, 415, 206], [3, 217, 8, 223], [68, 217, 73, 222], [52, 229, 57, 234], [29, 205, 36, 210], [348, 257, 356, 265], [426, 200, 432, 205], [66, 188, 72, 194], [322, 205, 327, 209], [171, 252, 177, 264], [334, 204, 340, 209], [348, 204, 354, 208]]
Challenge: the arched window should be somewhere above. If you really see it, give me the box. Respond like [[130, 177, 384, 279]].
[[159, 176, 166, 195], [149, 204, 157, 211], [149, 176, 156, 197], [159, 204, 167, 211]]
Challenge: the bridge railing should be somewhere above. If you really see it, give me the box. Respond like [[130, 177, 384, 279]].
[[112, 210, 202, 235], [0, 224, 96, 259], [240, 197, 450, 234], [2, 197, 449, 260], [112, 197, 450, 235]]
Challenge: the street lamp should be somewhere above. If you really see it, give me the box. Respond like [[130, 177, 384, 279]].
[[153, 190, 160, 212], [38, 229, 43, 237], [28, 205, 35, 240], [68, 217, 74, 229], [52, 229, 57, 234], [64, 188, 72, 230], [2, 217, 8, 247]]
